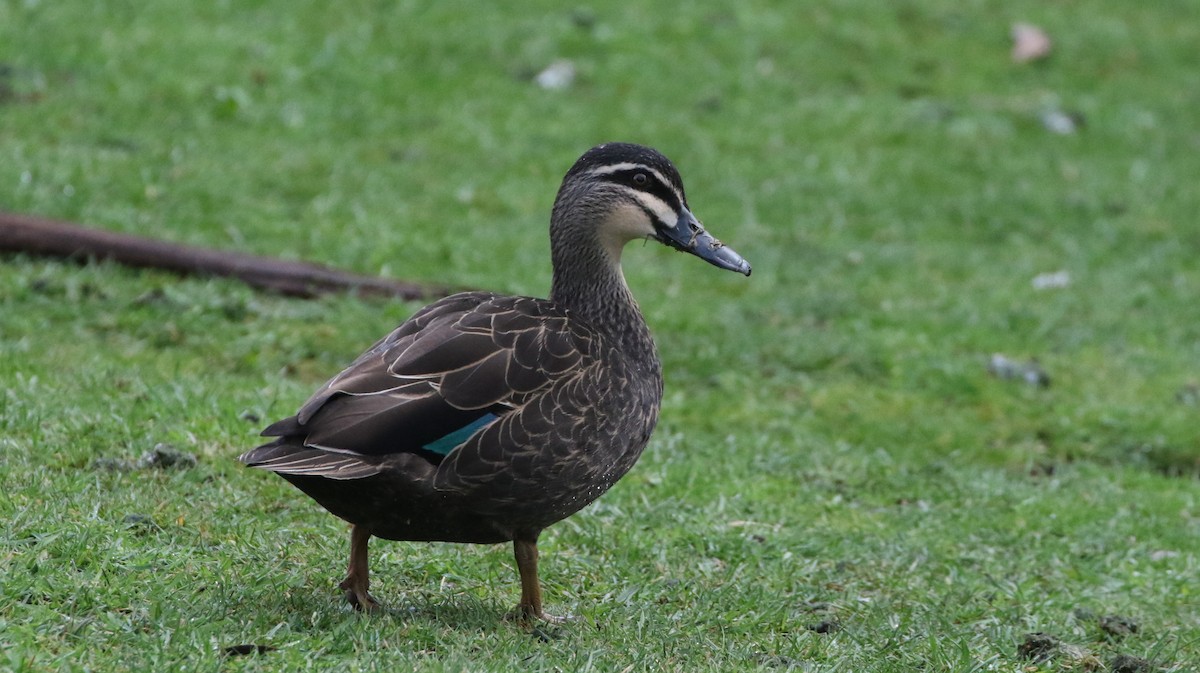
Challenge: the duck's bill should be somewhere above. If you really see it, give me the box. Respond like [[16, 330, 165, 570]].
[[656, 209, 752, 276]]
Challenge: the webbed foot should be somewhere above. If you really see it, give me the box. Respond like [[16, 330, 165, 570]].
[[506, 604, 575, 626], [339, 577, 382, 612]]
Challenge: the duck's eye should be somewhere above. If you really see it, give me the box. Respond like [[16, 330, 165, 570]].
[[633, 173, 648, 185]]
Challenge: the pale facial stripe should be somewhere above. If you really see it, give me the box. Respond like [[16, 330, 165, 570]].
[[623, 188, 677, 228], [585, 162, 684, 209]]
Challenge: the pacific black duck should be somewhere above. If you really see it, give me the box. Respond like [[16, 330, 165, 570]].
[[239, 142, 751, 622]]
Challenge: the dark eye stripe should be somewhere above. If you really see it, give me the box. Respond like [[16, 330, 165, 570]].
[[603, 168, 683, 214]]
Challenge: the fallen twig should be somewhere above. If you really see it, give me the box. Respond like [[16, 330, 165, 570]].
[[0, 212, 457, 300]]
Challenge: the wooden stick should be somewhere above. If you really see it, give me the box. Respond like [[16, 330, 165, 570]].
[[0, 212, 457, 300]]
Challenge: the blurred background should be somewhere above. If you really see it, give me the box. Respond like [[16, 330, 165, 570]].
[[1, 1, 1197, 670]]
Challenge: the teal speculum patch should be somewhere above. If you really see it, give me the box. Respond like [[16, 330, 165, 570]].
[[421, 413, 499, 455]]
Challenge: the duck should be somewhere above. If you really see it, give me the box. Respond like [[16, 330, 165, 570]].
[[239, 142, 751, 622]]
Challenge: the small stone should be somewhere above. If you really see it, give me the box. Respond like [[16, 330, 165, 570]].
[[1018, 632, 1060, 662], [1099, 614, 1139, 638], [1017, 633, 1100, 667], [122, 514, 161, 531], [137, 444, 198, 470], [808, 619, 839, 634], [1109, 654, 1153, 673]]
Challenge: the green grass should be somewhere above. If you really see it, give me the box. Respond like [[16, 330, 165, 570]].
[[3, 1, 1199, 670]]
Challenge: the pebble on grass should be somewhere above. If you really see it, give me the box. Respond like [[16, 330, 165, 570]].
[[1017, 632, 1101, 669], [1109, 654, 1153, 673], [92, 444, 197, 471], [1099, 614, 1140, 639], [1018, 632, 1061, 662], [122, 514, 161, 532], [807, 620, 839, 634]]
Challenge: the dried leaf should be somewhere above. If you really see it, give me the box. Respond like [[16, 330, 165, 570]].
[[1012, 23, 1052, 63], [1031, 270, 1071, 289], [534, 60, 576, 90]]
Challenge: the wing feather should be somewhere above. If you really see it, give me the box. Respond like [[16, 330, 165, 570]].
[[242, 291, 594, 479]]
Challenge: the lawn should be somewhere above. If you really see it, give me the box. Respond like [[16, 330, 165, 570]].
[[2, 1, 1198, 671]]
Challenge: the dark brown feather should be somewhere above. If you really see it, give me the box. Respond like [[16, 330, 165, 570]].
[[240, 291, 605, 483]]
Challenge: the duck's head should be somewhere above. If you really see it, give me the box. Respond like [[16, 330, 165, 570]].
[[553, 143, 751, 276]]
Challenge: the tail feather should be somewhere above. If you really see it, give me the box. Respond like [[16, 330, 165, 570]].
[[239, 440, 383, 480], [259, 415, 303, 437]]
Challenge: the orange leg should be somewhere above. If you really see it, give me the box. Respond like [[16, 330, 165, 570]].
[[338, 524, 381, 612]]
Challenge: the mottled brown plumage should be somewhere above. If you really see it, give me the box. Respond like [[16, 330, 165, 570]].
[[239, 142, 750, 621]]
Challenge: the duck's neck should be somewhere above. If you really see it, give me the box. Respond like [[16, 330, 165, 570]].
[[548, 225, 654, 355]]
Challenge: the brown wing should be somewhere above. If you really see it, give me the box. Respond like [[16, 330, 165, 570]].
[[239, 291, 594, 478]]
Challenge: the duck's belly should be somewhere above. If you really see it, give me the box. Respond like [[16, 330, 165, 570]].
[[280, 431, 651, 544], [280, 472, 509, 543]]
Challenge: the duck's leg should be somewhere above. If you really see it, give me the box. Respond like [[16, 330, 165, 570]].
[[338, 524, 381, 612], [511, 534, 568, 624]]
